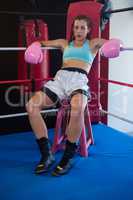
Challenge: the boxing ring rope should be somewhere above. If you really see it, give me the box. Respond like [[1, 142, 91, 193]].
[[105, 6, 133, 14], [0, 110, 58, 120], [0, 46, 133, 51], [0, 6, 133, 16], [0, 47, 59, 51], [0, 78, 53, 85], [0, 79, 31, 85], [99, 109, 133, 125], [99, 78, 133, 88], [0, 109, 58, 119], [0, 11, 66, 16]]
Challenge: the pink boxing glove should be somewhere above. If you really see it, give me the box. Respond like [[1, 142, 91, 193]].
[[24, 41, 43, 64], [100, 39, 123, 58]]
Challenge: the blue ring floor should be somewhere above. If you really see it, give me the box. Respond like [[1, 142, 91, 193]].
[[0, 124, 133, 200]]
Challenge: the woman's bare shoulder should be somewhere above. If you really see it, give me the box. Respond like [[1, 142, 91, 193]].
[[57, 39, 68, 49]]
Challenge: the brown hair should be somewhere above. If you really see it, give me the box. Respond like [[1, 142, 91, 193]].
[[69, 15, 93, 42]]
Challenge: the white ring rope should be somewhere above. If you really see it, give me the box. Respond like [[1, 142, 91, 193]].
[[1, 108, 133, 125], [0, 47, 59, 51], [100, 109, 133, 124], [0, 108, 58, 119], [0, 47, 133, 51], [121, 47, 133, 51]]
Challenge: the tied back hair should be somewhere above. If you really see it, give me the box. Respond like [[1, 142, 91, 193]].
[[69, 15, 93, 42]]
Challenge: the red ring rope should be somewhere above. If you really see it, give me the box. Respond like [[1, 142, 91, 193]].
[[0, 77, 132, 88], [99, 78, 133, 88], [0, 77, 53, 85]]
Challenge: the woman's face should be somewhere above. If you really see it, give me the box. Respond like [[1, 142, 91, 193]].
[[73, 19, 90, 41]]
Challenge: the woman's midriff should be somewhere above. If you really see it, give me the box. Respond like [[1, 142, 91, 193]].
[[62, 59, 92, 74]]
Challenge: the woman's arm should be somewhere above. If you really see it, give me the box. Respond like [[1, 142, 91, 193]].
[[91, 38, 122, 58], [90, 38, 107, 51], [24, 39, 68, 64], [40, 39, 68, 50]]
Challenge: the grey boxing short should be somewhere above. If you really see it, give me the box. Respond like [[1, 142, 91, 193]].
[[41, 67, 91, 104]]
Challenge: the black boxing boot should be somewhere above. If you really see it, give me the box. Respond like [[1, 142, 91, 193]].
[[52, 140, 77, 176], [35, 137, 55, 174]]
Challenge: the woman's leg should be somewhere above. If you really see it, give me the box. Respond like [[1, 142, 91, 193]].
[[26, 91, 56, 174], [52, 93, 88, 176], [26, 91, 54, 139], [67, 93, 87, 142]]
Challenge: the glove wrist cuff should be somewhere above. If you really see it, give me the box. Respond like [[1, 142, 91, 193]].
[[40, 41, 45, 47]]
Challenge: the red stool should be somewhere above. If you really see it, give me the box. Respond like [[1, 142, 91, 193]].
[[52, 100, 94, 157]]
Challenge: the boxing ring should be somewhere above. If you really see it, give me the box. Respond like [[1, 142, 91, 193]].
[[0, 1, 133, 200]]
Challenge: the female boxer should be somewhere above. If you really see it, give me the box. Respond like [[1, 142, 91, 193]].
[[25, 15, 121, 176]]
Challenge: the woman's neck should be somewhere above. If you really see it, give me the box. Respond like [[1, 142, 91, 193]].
[[73, 39, 86, 47]]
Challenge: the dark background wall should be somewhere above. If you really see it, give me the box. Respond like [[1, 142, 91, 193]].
[[0, 0, 80, 134]]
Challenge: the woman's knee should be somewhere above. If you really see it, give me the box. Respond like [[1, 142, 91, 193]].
[[26, 100, 41, 116], [70, 95, 87, 116], [71, 103, 85, 117], [26, 92, 44, 115], [71, 94, 87, 115]]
